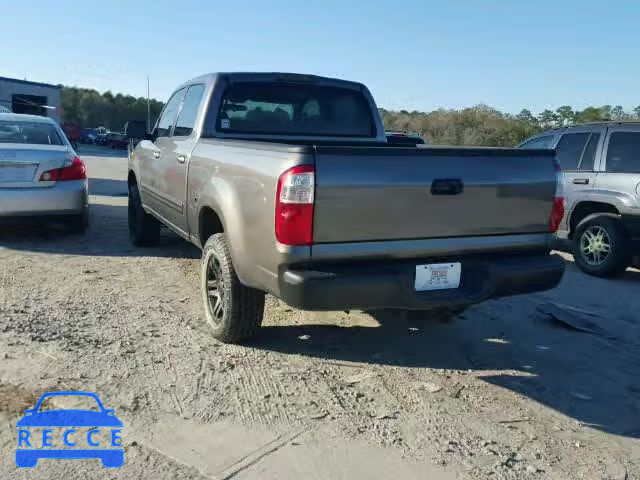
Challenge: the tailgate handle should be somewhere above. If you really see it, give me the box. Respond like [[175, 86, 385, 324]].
[[431, 179, 464, 195], [572, 178, 589, 185]]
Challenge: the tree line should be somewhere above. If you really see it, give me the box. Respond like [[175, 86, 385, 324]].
[[60, 86, 164, 132], [381, 104, 640, 146], [60, 85, 640, 145]]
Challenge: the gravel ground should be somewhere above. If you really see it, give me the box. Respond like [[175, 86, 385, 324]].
[[0, 151, 639, 479]]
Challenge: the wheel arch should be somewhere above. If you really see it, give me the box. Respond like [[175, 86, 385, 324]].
[[198, 205, 225, 248], [569, 201, 619, 238]]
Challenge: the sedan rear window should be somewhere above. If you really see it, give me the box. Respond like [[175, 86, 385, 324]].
[[216, 82, 374, 137], [0, 121, 63, 145]]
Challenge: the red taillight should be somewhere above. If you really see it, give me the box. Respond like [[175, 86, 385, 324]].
[[275, 165, 315, 245], [39, 156, 87, 182], [550, 197, 564, 233], [550, 161, 565, 233]]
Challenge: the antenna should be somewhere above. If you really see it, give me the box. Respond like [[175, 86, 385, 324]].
[[147, 76, 151, 132]]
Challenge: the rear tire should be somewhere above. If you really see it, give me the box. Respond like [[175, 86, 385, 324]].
[[572, 213, 630, 277], [201, 234, 265, 343], [67, 207, 89, 234], [128, 182, 160, 246]]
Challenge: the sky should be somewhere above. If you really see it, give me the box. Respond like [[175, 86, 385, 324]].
[[2, 0, 639, 114]]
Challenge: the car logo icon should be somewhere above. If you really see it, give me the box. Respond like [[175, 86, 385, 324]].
[[15, 391, 124, 468]]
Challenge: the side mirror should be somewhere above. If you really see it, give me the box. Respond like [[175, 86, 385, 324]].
[[24, 409, 35, 415], [104, 409, 115, 415], [125, 120, 147, 139]]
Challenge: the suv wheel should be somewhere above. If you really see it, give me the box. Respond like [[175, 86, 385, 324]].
[[201, 234, 265, 343], [572, 213, 630, 277], [128, 182, 160, 246]]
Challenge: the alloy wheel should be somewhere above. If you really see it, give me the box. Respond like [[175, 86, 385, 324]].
[[579, 225, 611, 266], [206, 255, 225, 323]]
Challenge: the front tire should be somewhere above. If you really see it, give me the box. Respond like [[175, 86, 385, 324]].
[[572, 213, 630, 277], [128, 182, 160, 246], [201, 234, 265, 343]]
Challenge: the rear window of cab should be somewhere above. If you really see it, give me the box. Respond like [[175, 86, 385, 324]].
[[215, 82, 375, 137]]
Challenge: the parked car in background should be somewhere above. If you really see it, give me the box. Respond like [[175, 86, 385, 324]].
[[82, 128, 100, 144], [520, 122, 640, 277], [385, 130, 426, 146], [108, 133, 128, 149], [126, 72, 564, 343], [61, 122, 82, 150], [0, 113, 89, 231], [95, 132, 110, 146]]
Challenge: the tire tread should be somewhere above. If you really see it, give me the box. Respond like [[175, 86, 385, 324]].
[[128, 183, 160, 247], [202, 234, 264, 343]]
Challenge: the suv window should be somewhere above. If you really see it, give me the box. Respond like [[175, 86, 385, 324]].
[[555, 133, 590, 171], [156, 88, 186, 138], [173, 84, 206, 137], [606, 132, 640, 173], [520, 135, 554, 149], [578, 132, 600, 171]]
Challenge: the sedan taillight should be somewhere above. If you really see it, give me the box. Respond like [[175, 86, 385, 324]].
[[39, 156, 87, 182]]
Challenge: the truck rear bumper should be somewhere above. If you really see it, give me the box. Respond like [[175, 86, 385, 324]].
[[279, 252, 565, 311]]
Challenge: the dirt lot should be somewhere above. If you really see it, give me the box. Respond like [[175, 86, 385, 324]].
[[1, 150, 639, 479]]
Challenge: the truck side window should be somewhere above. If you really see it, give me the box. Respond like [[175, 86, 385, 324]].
[[156, 88, 186, 138], [606, 132, 640, 173], [577, 133, 600, 171], [555, 133, 589, 171], [173, 85, 206, 137]]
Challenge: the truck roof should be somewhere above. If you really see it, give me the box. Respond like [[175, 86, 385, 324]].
[[178, 72, 365, 91]]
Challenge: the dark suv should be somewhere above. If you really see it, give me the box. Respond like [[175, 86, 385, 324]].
[[520, 122, 640, 277]]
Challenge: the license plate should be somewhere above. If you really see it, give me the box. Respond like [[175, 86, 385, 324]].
[[414, 263, 461, 291], [0, 165, 37, 183]]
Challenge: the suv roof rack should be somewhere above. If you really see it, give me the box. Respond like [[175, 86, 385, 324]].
[[567, 120, 640, 127]]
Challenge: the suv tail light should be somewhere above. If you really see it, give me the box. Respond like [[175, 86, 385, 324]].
[[550, 161, 565, 233], [39, 155, 87, 182], [275, 165, 315, 245]]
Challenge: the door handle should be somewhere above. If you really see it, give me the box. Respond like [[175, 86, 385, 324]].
[[176, 154, 186, 163], [572, 178, 589, 185], [152, 151, 160, 159]]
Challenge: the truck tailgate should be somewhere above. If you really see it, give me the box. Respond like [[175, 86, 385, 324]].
[[312, 146, 556, 243]]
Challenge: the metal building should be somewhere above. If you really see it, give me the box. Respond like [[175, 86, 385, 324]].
[[0, 76, 61, 123]]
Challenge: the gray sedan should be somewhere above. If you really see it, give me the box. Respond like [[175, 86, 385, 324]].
[[0, 113, 88, 231]]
